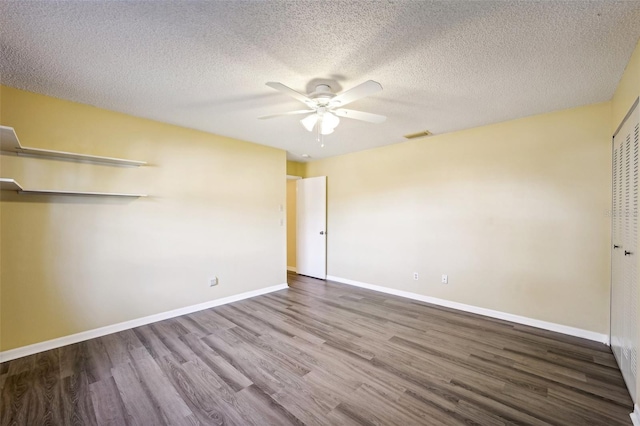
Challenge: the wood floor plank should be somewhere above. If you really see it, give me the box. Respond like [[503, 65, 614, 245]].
[[83, 339, 114, 384], [202, 330, 286, 396], [132, 356, 197, 425], [5, 354, 35, 377], [548, 385, 633, 424], [454, 399, 507, 426], [30, 350, 64, 425], [180, 333, 253, 392], [395, 390, 463, 426], [89, 376, 129, 426], [156, 356, 225, 425], [61, 371, 98, 426], [0, 271, 634, 425], [133, 325, 173, 361], [111, 362, 167, 425], [159, 355, 246, 425], [233, 384, 304, 425], [101, 333, 133, 367], [1, 371, 32, 426]]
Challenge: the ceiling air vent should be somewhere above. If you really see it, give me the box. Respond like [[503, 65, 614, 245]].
[[404, 130, 432, 139]]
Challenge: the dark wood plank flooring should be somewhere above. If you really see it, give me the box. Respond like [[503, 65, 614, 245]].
[[0, 272, 634, 425]]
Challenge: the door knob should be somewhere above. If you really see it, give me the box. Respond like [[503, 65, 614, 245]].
[[320, 231, 325, 235], [614, 245, 620, 249], [625, 250, 633, 256]]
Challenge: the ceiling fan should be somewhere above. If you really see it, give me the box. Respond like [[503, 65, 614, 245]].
[[259, 80, 386, 135]]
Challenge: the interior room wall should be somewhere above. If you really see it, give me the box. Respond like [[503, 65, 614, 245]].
[[306, 102, 612, 335], [0, 85, 286, 351], [613, 38, 640, 134], [611, 37, 640, 408], [286, 160, 306, 177], [286, 179, 297, 270]]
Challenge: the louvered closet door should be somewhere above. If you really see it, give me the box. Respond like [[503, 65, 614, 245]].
[[611, 100, 639, 402], [612, 135, 623, 356]]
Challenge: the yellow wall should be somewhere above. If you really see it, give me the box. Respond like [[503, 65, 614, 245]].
[[306, 102, 612, 334], [286, 179, 297, 269], [286, 160, 306, 177], [285, 161, 304, 270], [612, 38, 640, 407], [0, 86, 286, 351], [612, 38, 640, 133]]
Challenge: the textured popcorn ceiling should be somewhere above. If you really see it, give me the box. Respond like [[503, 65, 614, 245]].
[[1, 1, 639, 160]]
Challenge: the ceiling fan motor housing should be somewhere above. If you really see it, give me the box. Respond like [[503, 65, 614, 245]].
[[309, 84, 335, 105]]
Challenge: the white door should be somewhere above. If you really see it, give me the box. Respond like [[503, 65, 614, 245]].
[[611, 99, 639, 402], [612, 131, 624, 354], [296, 176, 327, 279]]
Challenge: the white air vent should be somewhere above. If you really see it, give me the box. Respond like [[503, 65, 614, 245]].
[[404, 130, 432, 139]]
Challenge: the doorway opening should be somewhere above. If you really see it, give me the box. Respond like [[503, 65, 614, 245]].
[[286, 175, 300, 273]]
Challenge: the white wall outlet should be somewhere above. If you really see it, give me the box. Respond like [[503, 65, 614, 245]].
[[210, 276, 219, 287], [441, 274, 448, 284], [413, 272, 419, 280], [280, 218, 284, 226]]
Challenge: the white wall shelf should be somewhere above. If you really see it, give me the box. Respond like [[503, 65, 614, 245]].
[[0, 178, 146, 198], [0, 126, 146, 166], [0, 178, 22, 192]]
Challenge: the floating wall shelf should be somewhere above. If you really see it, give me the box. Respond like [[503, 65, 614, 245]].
[[0, 126, 146, 166], [0, 178, 147, 198]]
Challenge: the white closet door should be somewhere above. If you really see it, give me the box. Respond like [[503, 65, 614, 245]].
[[612, 138, 623, 356], [296, 176, 327, 279], [611, 100, 639, 402], [630, 113, 639, 398]]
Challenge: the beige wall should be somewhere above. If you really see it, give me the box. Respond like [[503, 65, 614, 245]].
[[286, 179, 297, 269], [286, 161, 305, 270], [306, 102, 612, 334], [612, 38, 640, 407], [613, 38, 640, 133], [0, 86, 286, 351], [286, 160, 306, 177]]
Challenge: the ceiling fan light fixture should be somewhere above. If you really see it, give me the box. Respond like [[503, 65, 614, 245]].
[[323, 112, 340, 129], [300, 114, 318, 132], [301, 112, 340, 134]]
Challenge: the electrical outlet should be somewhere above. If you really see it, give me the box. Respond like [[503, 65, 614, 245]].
[[413, 272, 419, 280], [441, 274, 448, 284], [210, 276, 219, 287]]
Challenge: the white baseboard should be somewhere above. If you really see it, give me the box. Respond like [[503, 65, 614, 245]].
[[287, 266, 297, 272], [632, 404, 640, 426], [326, 275, 609, 344], [0, 283, 289, 363]]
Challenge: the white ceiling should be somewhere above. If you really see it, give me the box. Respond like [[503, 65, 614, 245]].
[[1, 1, 639, 161]]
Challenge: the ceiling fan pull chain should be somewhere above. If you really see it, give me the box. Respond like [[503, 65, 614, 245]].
[[316, 118, 324, 147]]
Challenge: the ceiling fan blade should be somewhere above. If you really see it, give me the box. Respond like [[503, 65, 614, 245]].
[[333, 108, 386, 124], [329, 80, 382, 108], [258, 110, 315, 120], [266, 82, 315, 107]]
